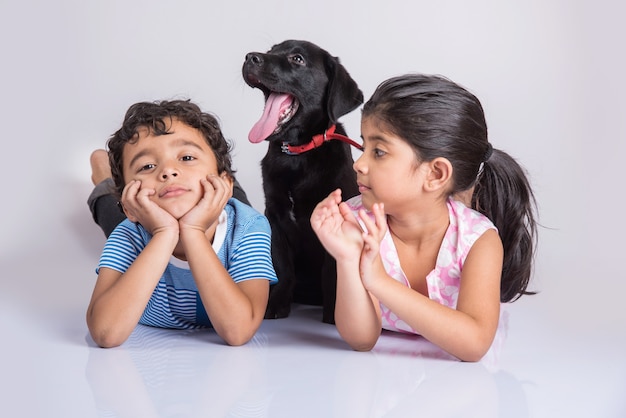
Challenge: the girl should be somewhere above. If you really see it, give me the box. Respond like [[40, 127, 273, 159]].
[[310, 74, 537, 361]]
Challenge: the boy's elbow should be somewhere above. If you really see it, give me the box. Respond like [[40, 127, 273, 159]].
[[90, 331, 127, 348], [87, 321, 129, 348], [224, 338, 249, 347], [219, 326, 256, 347]]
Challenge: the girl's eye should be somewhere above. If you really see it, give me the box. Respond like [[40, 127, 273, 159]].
[[181, 155, 194, 162], [373, 148, 386, 158]]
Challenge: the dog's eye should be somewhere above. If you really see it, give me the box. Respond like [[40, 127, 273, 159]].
[[289, 54, 305, 65]]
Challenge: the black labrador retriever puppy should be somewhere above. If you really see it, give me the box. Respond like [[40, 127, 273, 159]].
[[242, 40, 363, 323]]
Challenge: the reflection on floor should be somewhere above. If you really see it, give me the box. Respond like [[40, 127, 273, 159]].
[[84, 305, 515, 417], [2, 302, 624, 417]]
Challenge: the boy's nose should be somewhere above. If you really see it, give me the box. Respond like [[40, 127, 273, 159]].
[[161, 172, 178, 179], [160, 166, 179, 180]]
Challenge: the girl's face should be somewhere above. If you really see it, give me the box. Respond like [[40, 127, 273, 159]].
[[354, 116, 427, 213], [122, 119, 227, 219]]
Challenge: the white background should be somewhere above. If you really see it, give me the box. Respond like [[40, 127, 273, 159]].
[[0, 0, 624, 416]]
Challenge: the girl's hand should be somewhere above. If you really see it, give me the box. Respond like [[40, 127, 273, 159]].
[[310, 189, 364, 262], [179, 174, 232, 233], [358, 202, 388, 289], [121, 180, 178, 235]]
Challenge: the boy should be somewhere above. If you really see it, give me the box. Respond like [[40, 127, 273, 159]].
[[86, 99, 277, 348]]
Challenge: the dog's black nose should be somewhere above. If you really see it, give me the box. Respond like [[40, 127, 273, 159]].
[[245, 53, 263, 65]]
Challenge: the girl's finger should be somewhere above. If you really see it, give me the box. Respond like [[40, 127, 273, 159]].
[[358, 209, 376, 234], [331, 188, 342, 202], [320, 188, 341, 207], [358, 204, 386, 240], [337, 201, 356, 221], [371, 203, 387, 237]]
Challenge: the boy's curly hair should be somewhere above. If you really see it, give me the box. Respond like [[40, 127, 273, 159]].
[[107, 99, 235, 197]]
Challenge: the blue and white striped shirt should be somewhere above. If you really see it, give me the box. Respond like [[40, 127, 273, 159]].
[[97, 198, 277, 329]]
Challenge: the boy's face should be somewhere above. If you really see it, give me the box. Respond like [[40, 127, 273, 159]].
[[122, 119, 228, 219]]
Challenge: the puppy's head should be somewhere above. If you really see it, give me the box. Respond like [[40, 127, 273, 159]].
[[242, 40, 363, 144]]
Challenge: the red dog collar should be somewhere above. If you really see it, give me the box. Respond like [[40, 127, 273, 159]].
[[281, 125, 363, 155]]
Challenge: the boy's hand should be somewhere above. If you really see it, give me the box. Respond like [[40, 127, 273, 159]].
[[310, 189, 364, 262], [179, 174, 232, 233], [121, 180, 179, 236]]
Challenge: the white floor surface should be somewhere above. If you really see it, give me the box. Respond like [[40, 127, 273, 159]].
[[1, 1, 625, 416], [1, 290, 624, 417]]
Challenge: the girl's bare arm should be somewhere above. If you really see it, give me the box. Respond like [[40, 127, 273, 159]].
[[365, 229, 503, 361], [334, 258, 383, 351]]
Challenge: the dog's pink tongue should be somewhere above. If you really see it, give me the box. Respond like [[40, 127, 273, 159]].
[[249, 93, 293, 143]]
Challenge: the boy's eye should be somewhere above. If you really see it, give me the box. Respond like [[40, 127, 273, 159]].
[[139, 163, 156, 172]]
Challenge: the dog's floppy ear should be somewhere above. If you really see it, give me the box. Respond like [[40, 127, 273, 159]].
[[325, 55, 363, 123]]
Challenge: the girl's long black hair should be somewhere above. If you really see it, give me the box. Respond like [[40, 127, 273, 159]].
[[362, 74, 538, 302]]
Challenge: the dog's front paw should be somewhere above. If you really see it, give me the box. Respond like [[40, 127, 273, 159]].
[[264, 304, 291, 319], [322, 311, 336, 325]]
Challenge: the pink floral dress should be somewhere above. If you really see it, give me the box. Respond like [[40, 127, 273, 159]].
[[344, 196, 497, 334]]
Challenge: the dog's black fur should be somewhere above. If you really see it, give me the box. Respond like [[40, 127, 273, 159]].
[[242, 40, 363, 323]]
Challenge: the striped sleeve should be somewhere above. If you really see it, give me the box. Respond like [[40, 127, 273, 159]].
[[227, 213, 278, 284], [97, 220, 146, 274]]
